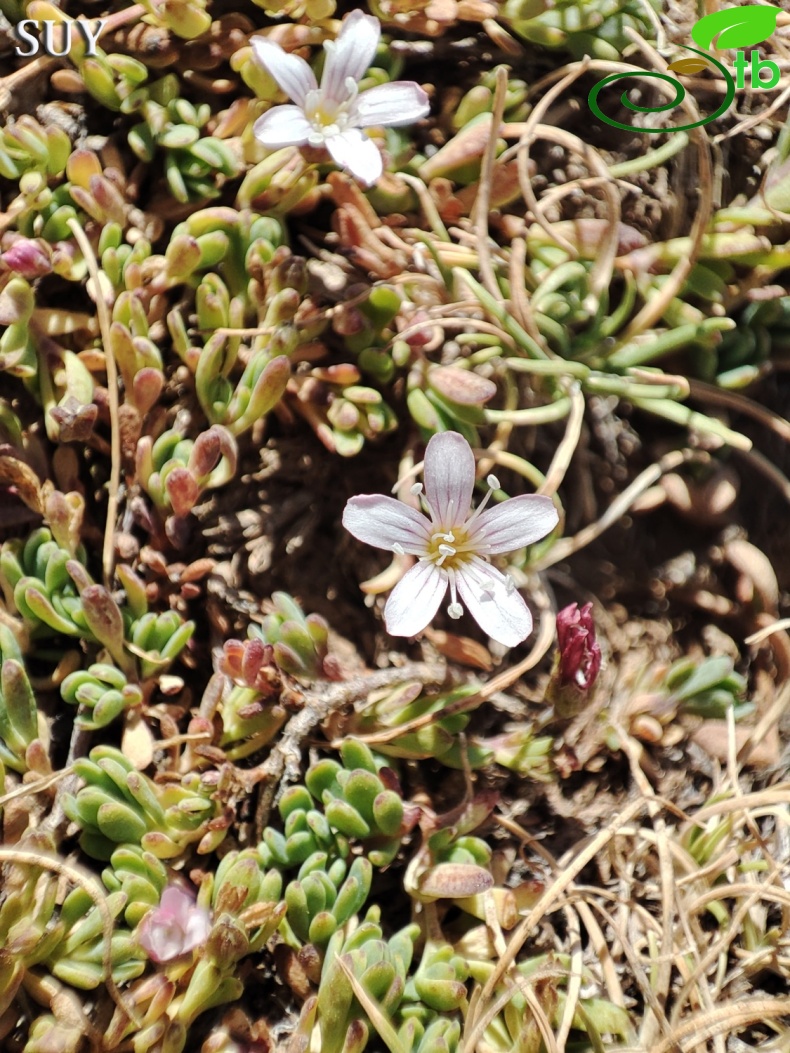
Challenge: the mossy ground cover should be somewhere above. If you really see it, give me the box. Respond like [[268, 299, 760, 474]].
[[1, 2, 790, 1051]]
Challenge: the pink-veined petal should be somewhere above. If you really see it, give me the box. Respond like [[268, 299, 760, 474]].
[[321, 9, 380, 106], [159, 885, 191, 925], [384, 561, 446, 637], [423, 431, 475, 527], [471, 494, 558, 554], [326, 128, 383, 185], [353, 81, 430, 128], [252, 36, 317, 106], [343, 494, 430, 554], [253, 105, 313, 148], [183, 907, 212, 953], [139, 911, 182, 963], [455, 559, 533, 647]]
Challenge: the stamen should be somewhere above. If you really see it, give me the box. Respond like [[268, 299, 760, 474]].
[[465, 474, 500, 528], [393, 542, 405, 555], [435, 542, 456, 567], [446, 567, 462, 618], [411, 481, 438, 521], [505, 575, 516, 595]]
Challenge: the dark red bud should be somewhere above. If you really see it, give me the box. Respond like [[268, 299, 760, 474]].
[[555, 602, 601, 692]]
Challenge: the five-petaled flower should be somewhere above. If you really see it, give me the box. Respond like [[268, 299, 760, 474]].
[[252, 10, 430, 186], [343, 431, 558, 646], [138, 883, 212, 964]]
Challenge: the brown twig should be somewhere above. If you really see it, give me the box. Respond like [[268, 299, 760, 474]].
[[250, 662, 446, 832]]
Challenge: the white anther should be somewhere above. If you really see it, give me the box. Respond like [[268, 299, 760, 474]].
[[393, 542, 405, 555], [447, 602, 463, 619], [410, 483, 423, 495], [505, 575, 516, 595], [487, 474, 500, 490]]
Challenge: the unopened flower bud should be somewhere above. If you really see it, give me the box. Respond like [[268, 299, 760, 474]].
[[206, 914, 250, 964], [1, 237, 53, 279], [556, 603, 601, 690], [549, 602, 602, 720]]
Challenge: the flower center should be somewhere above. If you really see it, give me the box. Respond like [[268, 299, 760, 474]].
[[426, 525, 471, 572], [406, 472, 506, 622], [303, 77, 358, 145]]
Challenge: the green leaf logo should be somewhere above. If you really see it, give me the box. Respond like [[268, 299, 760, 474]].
[[691, 4, 780, 50]]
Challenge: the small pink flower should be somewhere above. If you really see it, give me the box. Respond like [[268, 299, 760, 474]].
[[555, 602, 601, 691], [343, 431, 558, 647], [252, 10, 429, 186], [138, 884, 211, 964], [1, 237, 52, 279]]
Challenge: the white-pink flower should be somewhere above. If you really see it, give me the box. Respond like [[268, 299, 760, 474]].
[[252, 10, 430, 186], [138, 884, 211, 964], [343, 432, 559, 647]]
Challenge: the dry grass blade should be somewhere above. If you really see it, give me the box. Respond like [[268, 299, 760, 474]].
[[649, 997, 790, 1053], [473, 65, 510, 301], [536, 450, 702, 568], [334, 954, 406, 1053], [465, 797, 647, 1053], [67, 219, 119, 588]]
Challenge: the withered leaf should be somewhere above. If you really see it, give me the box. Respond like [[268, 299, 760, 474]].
[[0, 447, 42, 513], [417, 862, 494, 899], [429, 366, 497, 405]]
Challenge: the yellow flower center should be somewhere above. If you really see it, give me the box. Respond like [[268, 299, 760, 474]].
[[426, 525, 472, 573]]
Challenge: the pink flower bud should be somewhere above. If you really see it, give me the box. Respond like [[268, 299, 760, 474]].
[[1, 238, 53, 279], [138, 883, 212, 964], [399, 309, 433, 348], [555, 603, 601, 692]]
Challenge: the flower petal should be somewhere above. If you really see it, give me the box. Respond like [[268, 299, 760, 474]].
[[343, 494, 429, 553], [326, 128, 383, 185], [253, 105, 313, 148], [139, 911, 182, 963], [183, 907, 212, 953], [455, 559, 533, 647], [321, 9, 380, 106], [252, 36, 317, 106], [472, 494, 558, 554], [353, 82, 430, 128], [384, 561, 446, 637], [423, 431, 475, 527]]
